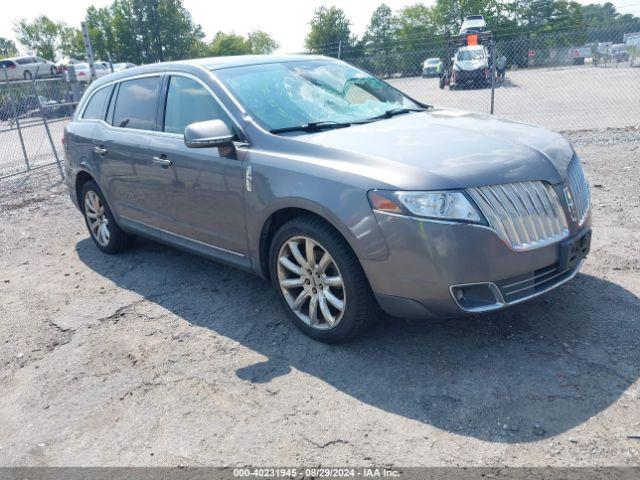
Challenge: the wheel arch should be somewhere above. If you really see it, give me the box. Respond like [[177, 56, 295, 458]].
[[257, 205, 362, 281], [75, 170, 96, 211]]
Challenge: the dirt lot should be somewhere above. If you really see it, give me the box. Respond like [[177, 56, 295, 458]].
[[389, 65, 640, 131], [0, 128, 639, 467]]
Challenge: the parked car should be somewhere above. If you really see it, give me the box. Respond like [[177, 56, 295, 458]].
[[459, 15, 487, 35], [112, 62, 137, 72], [0, 56, 58, 80], [450, 45, 491, 89], [56, 58, 83, 75], [422, 58, 443, 77], [64, 55, 591, 342], [66, 63, 111, 83], [610, 44, 630, 62], [569, 46, 592, 65]]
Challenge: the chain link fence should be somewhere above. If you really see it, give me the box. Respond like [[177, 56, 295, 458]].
[[1, 23, 638, 192], [0, 67, 87, 184], [323, 23, 640, 132]]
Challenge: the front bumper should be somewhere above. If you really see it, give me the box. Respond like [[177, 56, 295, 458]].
[[453, 69, 488, 85], [362, 211, 591, 319]]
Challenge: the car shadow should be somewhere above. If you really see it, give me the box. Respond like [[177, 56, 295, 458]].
[[75, 237, 640, 443]]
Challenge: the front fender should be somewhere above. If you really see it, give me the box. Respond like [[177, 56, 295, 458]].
[[245, 156, 390, 275]]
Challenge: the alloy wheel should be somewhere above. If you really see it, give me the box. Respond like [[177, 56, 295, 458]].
[[84, 191, 110, 247], [277, 235, 346, 330]]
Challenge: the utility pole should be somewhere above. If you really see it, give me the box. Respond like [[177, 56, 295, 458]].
[[81, 21, 97, 81]]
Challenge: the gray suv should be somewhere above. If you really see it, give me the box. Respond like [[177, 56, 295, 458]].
[[64, 55, 591, 342]]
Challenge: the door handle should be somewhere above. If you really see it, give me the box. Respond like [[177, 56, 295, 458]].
[[93, 146, 107, 155], [152, 156, 172, 168]]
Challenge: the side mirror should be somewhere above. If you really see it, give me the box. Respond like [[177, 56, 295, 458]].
[[184, 119, 235, 148]]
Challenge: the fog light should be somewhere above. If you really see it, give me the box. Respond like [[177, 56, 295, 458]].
[[450, 282, 505, 313]]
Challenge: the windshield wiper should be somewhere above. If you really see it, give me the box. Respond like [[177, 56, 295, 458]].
[[360, 107, 427, 123], [270, 120, 352, 134]]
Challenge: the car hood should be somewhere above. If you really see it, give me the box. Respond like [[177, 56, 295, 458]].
[[288, 108, 574, 191], [455, 59, 487, 71]]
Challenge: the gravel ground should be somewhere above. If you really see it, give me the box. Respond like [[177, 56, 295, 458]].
[[389, 65, 640, 131], [0, 128, 639, 467]]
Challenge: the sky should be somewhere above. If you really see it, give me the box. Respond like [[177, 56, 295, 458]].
[[2, 0, 640, 55]]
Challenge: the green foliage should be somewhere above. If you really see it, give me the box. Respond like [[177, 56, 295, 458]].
[[0, 37, 18, 57], [82, 1, 278, 62], [248, 30, 279, 55], [207, 32, 252, 57], [305, 6, 352, 54], [364, 4, 395, 52], [13, 15, 64, 60], [101, 0, 204, 64], [394, 4, 439, 50]]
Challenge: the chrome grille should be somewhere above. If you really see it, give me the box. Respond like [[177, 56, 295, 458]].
[[467, 181, 569, 251], [565, 156, 590, 225]]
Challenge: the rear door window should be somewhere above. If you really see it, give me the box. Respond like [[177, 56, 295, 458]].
[[163, 76, 232, 134], [112, 76, 160, 130], [82, 86, 112, 120]]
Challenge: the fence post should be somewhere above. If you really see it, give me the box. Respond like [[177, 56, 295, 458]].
[[337, 40, 342, 59], [30, 66, 64, 179], [3, 67, 30, 172], [68, 65, 81, 103], [490, 39, 496, 115], [81, 21, 97, 81]]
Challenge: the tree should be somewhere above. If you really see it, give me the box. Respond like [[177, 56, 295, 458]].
[[102, 0, 204, 64], [363, 4, 395, 53], [13, 15, 64, 60], [248, 30, 278, 54], [395, 4, 438, 47], [305, 6, 352, 55], [0, 37, 18, 57], [85, 5, 117, 61], [433, 0, 512, 32], [59, 27, 85, 60], [207, 32, 252, 56]]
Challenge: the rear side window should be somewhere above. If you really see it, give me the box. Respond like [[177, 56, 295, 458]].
[[82, 87, 111, 120], [112, 76, 160, 130], [0, 60, 15, 68], [163, 76, 231, 134]]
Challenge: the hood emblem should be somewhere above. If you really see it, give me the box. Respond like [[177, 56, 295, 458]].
[[564, 186, 577, 223]]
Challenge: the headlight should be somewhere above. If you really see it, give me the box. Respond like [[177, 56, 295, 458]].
[[368, 190, 484, 224]]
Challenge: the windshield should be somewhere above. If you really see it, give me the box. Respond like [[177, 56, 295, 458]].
[[425, 59, 439, 65], [463, 19, 485, 28], [215, 60, 419, 131], [457, 49, 485, 61]]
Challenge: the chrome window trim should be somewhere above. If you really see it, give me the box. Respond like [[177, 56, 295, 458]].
[[76, 72, 161, 122], [75, 70, 248, 142], [78, 83, 113, 120]]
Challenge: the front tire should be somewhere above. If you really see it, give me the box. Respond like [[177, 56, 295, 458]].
[[269, 216, 378, 343], [23, 70, 32, 80], [81, 180, 134, 254]]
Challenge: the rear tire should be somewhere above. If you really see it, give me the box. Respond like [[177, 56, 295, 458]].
[[269, 216, 378, 343], [50, 66, 57, 77], [23, 70, 32, 80], [80, 180, 135, 254]]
